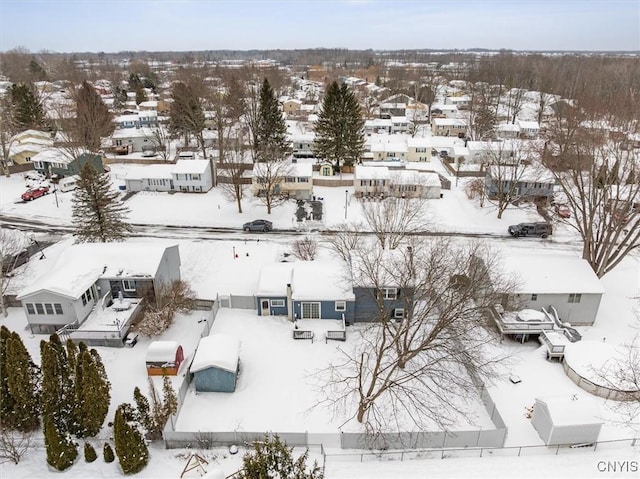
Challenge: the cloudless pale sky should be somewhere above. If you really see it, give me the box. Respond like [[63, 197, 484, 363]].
[[1, 0, 639, 53]]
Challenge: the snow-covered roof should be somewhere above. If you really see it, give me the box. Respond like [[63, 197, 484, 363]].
[[534, 395, 602, 427], [518, 120, 540, 130], [287, 162, 313, 177], [124, 164, 173, 180], [171, 159, 210, 174], [112, 127, 156, 139], [11, 129, 52, 142], [497, 123, 521, 132], [256, 262, 294, 297], [252, 162, 311, 178], [407, 137, 430, 148], [190, 334, 240, 373], [355, 165, 390, 180], [432, 118, 467, 126], [290, 261, 354, 301], [500, 253, 604, 295], [391, 170, 441, 186], [17, 242, 177, 300], [31, 148, 77, 165], [146, 341, 180, 362]]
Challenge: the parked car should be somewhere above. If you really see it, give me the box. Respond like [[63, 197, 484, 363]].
[[243, 219, 273, 232], [508, 222, 553, 238], [21, 186, 50, 201], [555, 204, 571, 218]]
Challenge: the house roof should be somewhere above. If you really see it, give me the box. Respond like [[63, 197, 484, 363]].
[[432, 118, 467, 127], [256, 262, 295, 297], [355, 165, 390, 180], [31, 148, 77, 165], [500, 252, 604, 295], [146, 341, 181, 362], [391, 170, 441, 186], [124, 164, 173, 180], [291, 260, 354, 301], [17, 242, 177, 300], [190, 334, 240, 373], [534, 395, 602, 427], [112, 127, 156, 139], [171, 159, 210, 174]]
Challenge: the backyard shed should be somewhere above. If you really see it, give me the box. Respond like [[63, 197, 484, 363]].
[[146, 341, 184, 376], [191, 334, 240, 393], [531, 395, 602, 446]]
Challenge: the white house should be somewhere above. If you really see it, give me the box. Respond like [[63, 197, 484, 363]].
[[123, 159, 213, 193], [354, 165, 390, 197], [391, 116, 411, 134], [388, 170, 441, 199], [518, 120, 540, 138], [431, 118, 467, 137], [112, 127, 157, 153], [250, 161, 313, 200]]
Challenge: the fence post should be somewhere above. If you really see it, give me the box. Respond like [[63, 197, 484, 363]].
[[401, 451, 404, 461], [593, 441, 597, 452], [518, 447, 521, 457], [555, 445, 560, 455]]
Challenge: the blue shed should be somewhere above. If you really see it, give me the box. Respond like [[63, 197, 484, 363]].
[[190, 334, 240, 393]]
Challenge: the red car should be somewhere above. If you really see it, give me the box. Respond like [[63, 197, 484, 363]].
[[554, 204, 571, 218], [21, 186, 50, 201]]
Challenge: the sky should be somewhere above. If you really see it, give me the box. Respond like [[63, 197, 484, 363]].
[[0, 0, 639, 53]]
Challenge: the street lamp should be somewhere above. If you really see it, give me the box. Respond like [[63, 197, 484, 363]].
[[344, 190, 349, 220]]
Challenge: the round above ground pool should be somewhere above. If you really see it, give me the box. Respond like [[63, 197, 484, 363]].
[[562, 340, 639, 401]]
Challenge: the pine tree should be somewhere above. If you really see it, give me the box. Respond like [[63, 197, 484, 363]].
[[72, 162, 132, 242], [162, 375, 178, 421], [74, 80, 114, 152], [73, 346, 111, 438], [113, 403, 149, 475], [44, 414, 78, 471], [8, 83, 46, 131], [103, 442, 115, 463], [314, 81, 365, 172], [41, 335, 73, 430], [135, 85, 147, 105], [255, 78, 290, 163], [237, 435, 323, 479], [4, 331, 41, 431], [84, 442, 97, 462], [133, 386, 152, 433]]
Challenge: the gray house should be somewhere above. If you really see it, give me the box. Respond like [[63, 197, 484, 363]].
[[17, 242, 181, 335], [531, 395, 602, 446], [255, 260, 355, 322], [501, 252, 604, 325], [191, 334, 240, 393]]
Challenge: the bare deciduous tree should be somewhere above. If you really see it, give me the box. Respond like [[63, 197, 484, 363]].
[[0, 229, 30, 318], [0, 428, 32, 465], [136, 280, 196, 337], [253, 158, 292, 215], [218, 137, 249, 213], [292, 236, 318, 261], [325, 222, 366, 263], [315, 239, 516, 435], [360, 197, 430, 249]]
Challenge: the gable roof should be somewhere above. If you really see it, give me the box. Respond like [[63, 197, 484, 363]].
[[17, 242, 177, 300], [191, 334, 240, 373]]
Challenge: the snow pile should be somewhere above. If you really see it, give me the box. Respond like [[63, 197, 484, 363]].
[[190, 334, 240, 373]]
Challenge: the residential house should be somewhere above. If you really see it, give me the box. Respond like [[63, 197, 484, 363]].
[[31, 149, 104, 178], [123, 159, 213, 193], [407, 138, 431, 162], [16, 242, 181, 337], [445, 95, 471, 110], [255, 260, 355, 322], [354, 165, 390, 197], [365, 118, 392, 135], [251, 161, 313, 200], [391, 116, 411, 134], [496, 123, 521, 140], [485, 164, 556, 201], [380, 102, 407, 118], [7, 130, 53, 165], [114, 111, 159, 129], [431, 118, 467, 137], [283, 98, 303, 116], [368, 137, 408, 161], [350, 248, 413, 323], [388, 170, 441, 199], [112, 127, 157, 153], [501, 252, 604, 325], [518, 120, 540, 138], [291, 132, 316, 159], [430, 104, 459, 119]]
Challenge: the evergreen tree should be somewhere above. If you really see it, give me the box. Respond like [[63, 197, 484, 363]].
[[313, 81, 365, 172], [72, 162, 132, 242], [84, 442, 97, 462], [237, 435, 323, 479], [113, 403, 149, 475], [162, 375, 178, 422], [74, 80, 114, 152], [255, 78, 290, 163], [41, 335, 73, 430], [44, 414, 78, 471], [73, 345, 111, 438], [29, 59, 47, 82], [133, 386, 152, 432], [103, 442, 115, 463], [8, 83, 46, 131], [4, 331, 41, 431], [0, 326, 14, 426], [135, 85, 147, 105]]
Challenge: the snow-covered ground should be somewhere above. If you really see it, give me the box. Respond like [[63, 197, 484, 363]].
[[1, 160, 638, 478]]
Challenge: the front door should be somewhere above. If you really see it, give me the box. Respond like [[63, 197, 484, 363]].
[[301, 302, 320, 319], [261, 300, 270, 316]]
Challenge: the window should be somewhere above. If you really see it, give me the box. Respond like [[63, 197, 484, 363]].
[[381, 288, 398, 300], [54, 303, 63, 315], [81, 292, 87, 306], [123, 280, 136, 292], [335, 301, 346, 312], [530, 294, 538, 301], [297, 177, 309, 183], [35, 303, 44, 314], [45, 303, 54, 314], [301, 302, 320, 319], [270, 299, 285, 308], [25, 156, 31, 162], [26, 303, 35, 314], [394, 308, 405, 319], [33, 161, 44, 170], [285, 177, 296, 183], [568, 293, 582, 304]]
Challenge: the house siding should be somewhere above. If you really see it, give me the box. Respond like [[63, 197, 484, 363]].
[[194, 365, 238, 392], [291, 300, 354, 322], [21, 287, 96, 333], [521, 293, 602, 325], [257, 296, 289, 316], [353, 287, 406, 323]]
